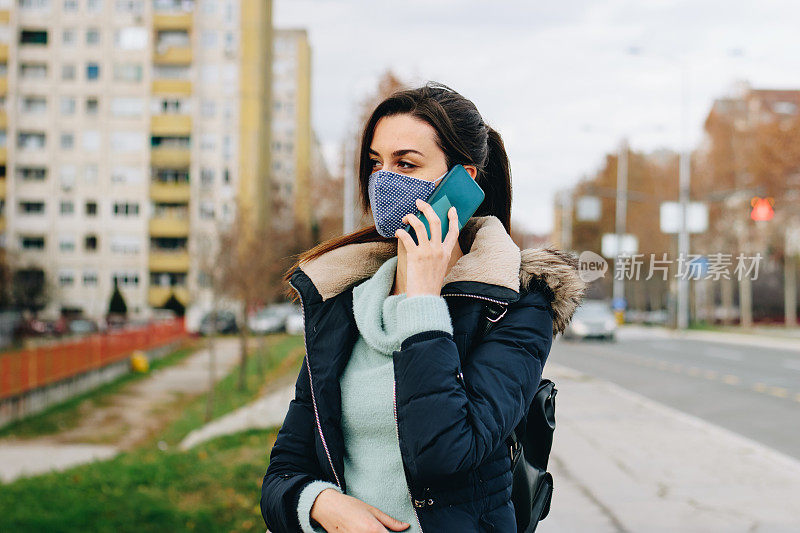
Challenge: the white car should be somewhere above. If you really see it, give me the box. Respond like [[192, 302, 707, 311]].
[[284, 311, 305, 335], [564, 300, 617, 341], [248, 303, 297, 334]]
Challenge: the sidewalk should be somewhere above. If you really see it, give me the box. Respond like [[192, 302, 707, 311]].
[[183, 357, 800, 531], [621, 324, 800, 354], [0, 337, 241, 483], [539, 362, 800, 532]]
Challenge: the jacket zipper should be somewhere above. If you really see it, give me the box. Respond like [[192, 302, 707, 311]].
[[392, 378, 424, 532], [440, 292, 508, 306], [288, 279, 343, 490]]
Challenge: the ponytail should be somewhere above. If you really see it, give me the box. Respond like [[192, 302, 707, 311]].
[[475, 126, 512, 233]]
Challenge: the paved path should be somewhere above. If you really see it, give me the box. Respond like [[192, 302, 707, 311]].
[[228, 357, 800, 532], [0, 337, 241, 483]]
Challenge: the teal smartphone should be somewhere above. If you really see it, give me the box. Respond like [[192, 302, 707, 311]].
[[402, 164, 485, 245]]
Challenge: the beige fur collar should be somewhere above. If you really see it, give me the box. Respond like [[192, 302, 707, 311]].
[[298, 215, 585, 335]]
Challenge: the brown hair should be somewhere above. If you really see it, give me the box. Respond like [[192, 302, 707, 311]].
[[281, 81, 513, 300]]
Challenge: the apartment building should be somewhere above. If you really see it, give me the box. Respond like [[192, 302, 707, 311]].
[[2, 0, 272, 321]]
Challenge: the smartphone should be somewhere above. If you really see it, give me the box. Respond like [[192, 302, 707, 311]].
[[402, 164, 485, 245]]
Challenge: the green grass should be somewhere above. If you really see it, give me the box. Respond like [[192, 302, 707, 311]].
[[0, 428, 280, 533], [0, 340, 201, 439], [0, 333, 307, 532], [157, 333, 304, 448]]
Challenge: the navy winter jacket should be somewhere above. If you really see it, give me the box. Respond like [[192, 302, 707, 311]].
[[260, 215, 584, 532]]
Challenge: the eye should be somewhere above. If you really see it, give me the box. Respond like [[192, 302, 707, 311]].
[[369, 159, 381, 168], [398, 161, 416, 170]]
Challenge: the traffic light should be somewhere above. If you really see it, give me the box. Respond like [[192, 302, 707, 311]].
[[750, 196, 774, 221]]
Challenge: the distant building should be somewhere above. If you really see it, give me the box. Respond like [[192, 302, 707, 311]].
[[1, 0, 273, 321]]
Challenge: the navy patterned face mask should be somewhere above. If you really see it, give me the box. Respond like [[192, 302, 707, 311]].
[[368, 168, 447, 238]]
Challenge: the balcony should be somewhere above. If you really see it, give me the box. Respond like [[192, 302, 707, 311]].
[[153, 46, 193, 65], [0, 110, 7, 129], [0, 11, 9, 25], [0, 179, 6, 197], [150, 181, 190, 203], [0, 78, 7, 95], [0, 147, 6, 164], [153, 12, 193, 31], [151, 114, 192, 136], [149, 215, 190, 237], [151, 147, 190, 168], [149, 250, 190, 271], [0, 216, 5, 233], [148, 285, 190, 307], [0, 44, 8, 63], [151, 79, 192, 95]]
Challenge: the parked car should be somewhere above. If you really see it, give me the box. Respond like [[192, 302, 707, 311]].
[[564, 300, 617, 341], [67, 318, 99, 336], [248, 303, 297, 334], [284, 310, 305, 335], [199, 309, 238, 336]]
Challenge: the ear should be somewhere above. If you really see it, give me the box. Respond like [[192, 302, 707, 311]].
[[463, 165, 478, 180]]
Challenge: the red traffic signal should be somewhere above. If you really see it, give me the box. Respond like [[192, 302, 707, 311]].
[[750, 196, 774, 221]]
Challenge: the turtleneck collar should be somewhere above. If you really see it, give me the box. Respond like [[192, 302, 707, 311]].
[[351, 255, 412, 356]]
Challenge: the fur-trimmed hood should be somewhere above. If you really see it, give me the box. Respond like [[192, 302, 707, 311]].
[[298, 215, 586, 335]]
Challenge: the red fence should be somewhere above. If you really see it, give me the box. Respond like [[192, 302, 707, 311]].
[[0, 318, 188, 401]]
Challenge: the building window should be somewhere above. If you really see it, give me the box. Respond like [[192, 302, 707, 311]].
[[113, 63, 143, 82], [84, 164, 99, 185], [58, 270, 75, 286], [199, 200, 214, 219], [21, 235, 46, 250], [200, 168, 214, 186], [60, 132, 74, 150], [86, 97, 99, 115], [21, 96, 47, 114], [87, 0, 102, 13], [59, 235, 76, 252], [20, 29, 48, 45], [60, 165, 77, 190], [61, 96, 76, 115], [60, 200, 74, 215], [83, 130, 101, 151], [19, 200, 45, 214], [17, 167, 47, 181], [85, 234, 98, 251], [20, 63, 47, 79], [86, 28, 100, 45], [60, 63, 76, 80], [86, 63, 100, 80], [112, 271, 139, 287], [112, 202, 139, 216], [62, 28, 76, 45], [17, 132, 46, 150], [85, 201, 98, 216], [83, 270, 99, 286], [63, 0, 78, 11], [223, 168, 230, 184]]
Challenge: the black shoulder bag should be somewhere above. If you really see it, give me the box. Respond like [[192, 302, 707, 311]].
[[476, 302, 556, 533]]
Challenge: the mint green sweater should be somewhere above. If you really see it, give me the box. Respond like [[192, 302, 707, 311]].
[[295, 255, 454, 532]]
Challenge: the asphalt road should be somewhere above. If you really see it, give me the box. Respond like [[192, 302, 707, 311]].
[[549, 328, 800, 461]]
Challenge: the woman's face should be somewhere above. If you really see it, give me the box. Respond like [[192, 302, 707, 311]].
[[368, 113, 477, 181]]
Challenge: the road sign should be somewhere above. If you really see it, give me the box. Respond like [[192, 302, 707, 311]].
[[660, 202, 708, 234]]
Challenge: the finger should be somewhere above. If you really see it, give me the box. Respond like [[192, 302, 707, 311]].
[[394, 227, 416, 249], [415, 198, 441, 243], [371, 507, 410, 531], [442, 206, 460, 252], [402, 212, 429, 246]]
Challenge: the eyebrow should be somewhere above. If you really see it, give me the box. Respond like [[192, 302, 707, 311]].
[[368, 148, 425, 158]]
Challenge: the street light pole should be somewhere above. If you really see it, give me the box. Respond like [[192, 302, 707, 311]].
[[613, 138, 628, 308], [677, 62, 691, 330]]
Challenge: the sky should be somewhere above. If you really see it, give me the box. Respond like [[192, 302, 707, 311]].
[[273, 0, 800, 235]]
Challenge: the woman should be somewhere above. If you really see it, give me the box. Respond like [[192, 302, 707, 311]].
[[261, 82, 585, 532]]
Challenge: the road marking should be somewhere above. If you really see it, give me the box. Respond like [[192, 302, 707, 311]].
[[753, 382, 768, 393], [795, 393, 800, 403], [767, 387, 789, 398], [782, 359, 800, 372], [701, 347, 743, 361], [687, 366, 702, 377], [722, 374, 741, 385], [702, 369, 718, 380]]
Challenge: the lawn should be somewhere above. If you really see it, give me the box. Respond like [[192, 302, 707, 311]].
[[0, 333, 306, 532]]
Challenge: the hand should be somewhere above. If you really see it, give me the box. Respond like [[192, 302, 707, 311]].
[[310, 488, 411, 532], [395, 199, 459, 297]]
